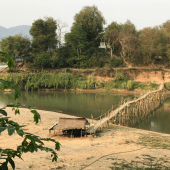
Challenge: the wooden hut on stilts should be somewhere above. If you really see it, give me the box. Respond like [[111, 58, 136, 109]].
[[49, 117, 90, 138]]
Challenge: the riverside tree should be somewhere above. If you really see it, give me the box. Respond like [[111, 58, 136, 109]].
[[118, 20, 138, 66], [138, 27, 166, 64], [162, 20, 170, 61], [104, 20, 138, 66], [0, 34, 31, 63], [65, 5, 106, 68], [104, 22, 120, 58], [29, 17, 58, 67], [74, 5, 106, 47]]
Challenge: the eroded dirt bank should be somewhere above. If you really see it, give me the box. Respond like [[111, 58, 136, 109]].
[[1, 107, 170, 170], [95, 69, 170, 84]]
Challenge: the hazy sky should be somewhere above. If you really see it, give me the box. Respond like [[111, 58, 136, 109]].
[[1, 0, 170, 32]]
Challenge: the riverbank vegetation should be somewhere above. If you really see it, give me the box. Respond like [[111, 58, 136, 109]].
[[0, 71, 158, 91]]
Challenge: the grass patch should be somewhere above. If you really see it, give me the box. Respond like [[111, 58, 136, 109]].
[[93, 129, 170, 169], [137, 133, 170, 149], [109, 155, 170, 169]]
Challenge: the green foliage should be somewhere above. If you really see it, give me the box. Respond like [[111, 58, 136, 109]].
[[33, 52, 51, 68], [149, 81, 158, 89], [0, 52, 60, 170], [104, 78, 150, 91], [0, 51, 14, 68], [65, 23, 89, 57], [126, 80, 135, 90], [138, 27, 167, 65], [75, 76, 101, 89], [29, 17, 58, 68], [74, 5, 106, 44], [0, 72, 103, 91], [30, 17, 57, 54], [109, 57, 124, 67], [164, 82, 170, 90], [114, 72, 126, 81], [0, 34, 31, 61]]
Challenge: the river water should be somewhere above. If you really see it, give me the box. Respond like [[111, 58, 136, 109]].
[[0, 90, 170, 134], [0, 65, 7, 71], [0, 91, 136, 118]]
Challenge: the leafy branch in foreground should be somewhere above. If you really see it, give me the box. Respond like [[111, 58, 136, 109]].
[[0, 52, 60, 170]]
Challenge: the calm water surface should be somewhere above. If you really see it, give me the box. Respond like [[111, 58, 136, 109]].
[[133, 97, 170, 134], [0, 91, 170, 134], [0, 91, 135, 118]]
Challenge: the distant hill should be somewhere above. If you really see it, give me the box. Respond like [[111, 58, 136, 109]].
[[0, 25, 32, 41]]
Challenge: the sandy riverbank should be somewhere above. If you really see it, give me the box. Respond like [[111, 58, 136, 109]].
[[1, 107, 170, 170]]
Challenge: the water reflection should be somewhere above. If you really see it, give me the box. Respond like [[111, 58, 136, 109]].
[[0, 91, 135, 118], [134, 98, 170, 134]]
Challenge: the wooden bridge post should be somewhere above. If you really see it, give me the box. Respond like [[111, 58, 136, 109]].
[[105, 113, 107, 127], [100, 116, 102, 131], [91, 114, 93, 124], [108, 111, 110, 127]]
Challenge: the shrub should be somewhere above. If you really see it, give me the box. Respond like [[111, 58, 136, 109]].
[[149, 81, 158, 89], [121, 82, 127, 89], [109, 57, 124, 68], [33, 53, 51, 68], [126, 80, 134, 90], [164, 82, 170, 90], [115, 72, 125, 81]]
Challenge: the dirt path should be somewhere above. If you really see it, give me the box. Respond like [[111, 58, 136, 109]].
[[1, 107, 170, 170]]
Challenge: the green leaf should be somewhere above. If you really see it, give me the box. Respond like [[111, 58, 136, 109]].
[[0, 51, 14, 69], [7, 126, 15, 136], [9, 158, 15, 170], [31, 110, 41, 124], [0, 109, 7, 116], [25, 135, 36, 148], [0, 162, 8, 170], [55, 142, 60, 151], [0, 127, 7, 133], [15, 109, 20, 115], [16, 130, 24, 137]]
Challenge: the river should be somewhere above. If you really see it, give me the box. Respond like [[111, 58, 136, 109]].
[[0, 90, 169, 134], [0, 65, 7, 71]]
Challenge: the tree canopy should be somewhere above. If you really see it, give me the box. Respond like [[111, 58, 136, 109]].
[[0, 34, 31, 60], [74, 5, 106, 46], [29, 17, 58, 55]]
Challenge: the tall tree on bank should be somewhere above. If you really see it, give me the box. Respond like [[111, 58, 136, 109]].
[[0, 34, 31, 63], [118, 20, 138, 66], [162, 20, 170, 61], [65, 23, 89, 57], [138, 27, 166, 65], [104, 20, 138, 66], [64, 5, 106, 68], [104, 22, 120, 58], [74, 5, 106, 47], [29, 17, 58, 67]]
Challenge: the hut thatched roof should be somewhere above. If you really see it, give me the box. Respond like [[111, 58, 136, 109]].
[[52, 117, 89, 130]]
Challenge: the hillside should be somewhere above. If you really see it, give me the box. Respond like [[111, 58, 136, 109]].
[[0, 25, 32, 40]]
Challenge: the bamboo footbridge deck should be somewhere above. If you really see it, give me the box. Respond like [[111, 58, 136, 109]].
[[86, 83, 165, 134]]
